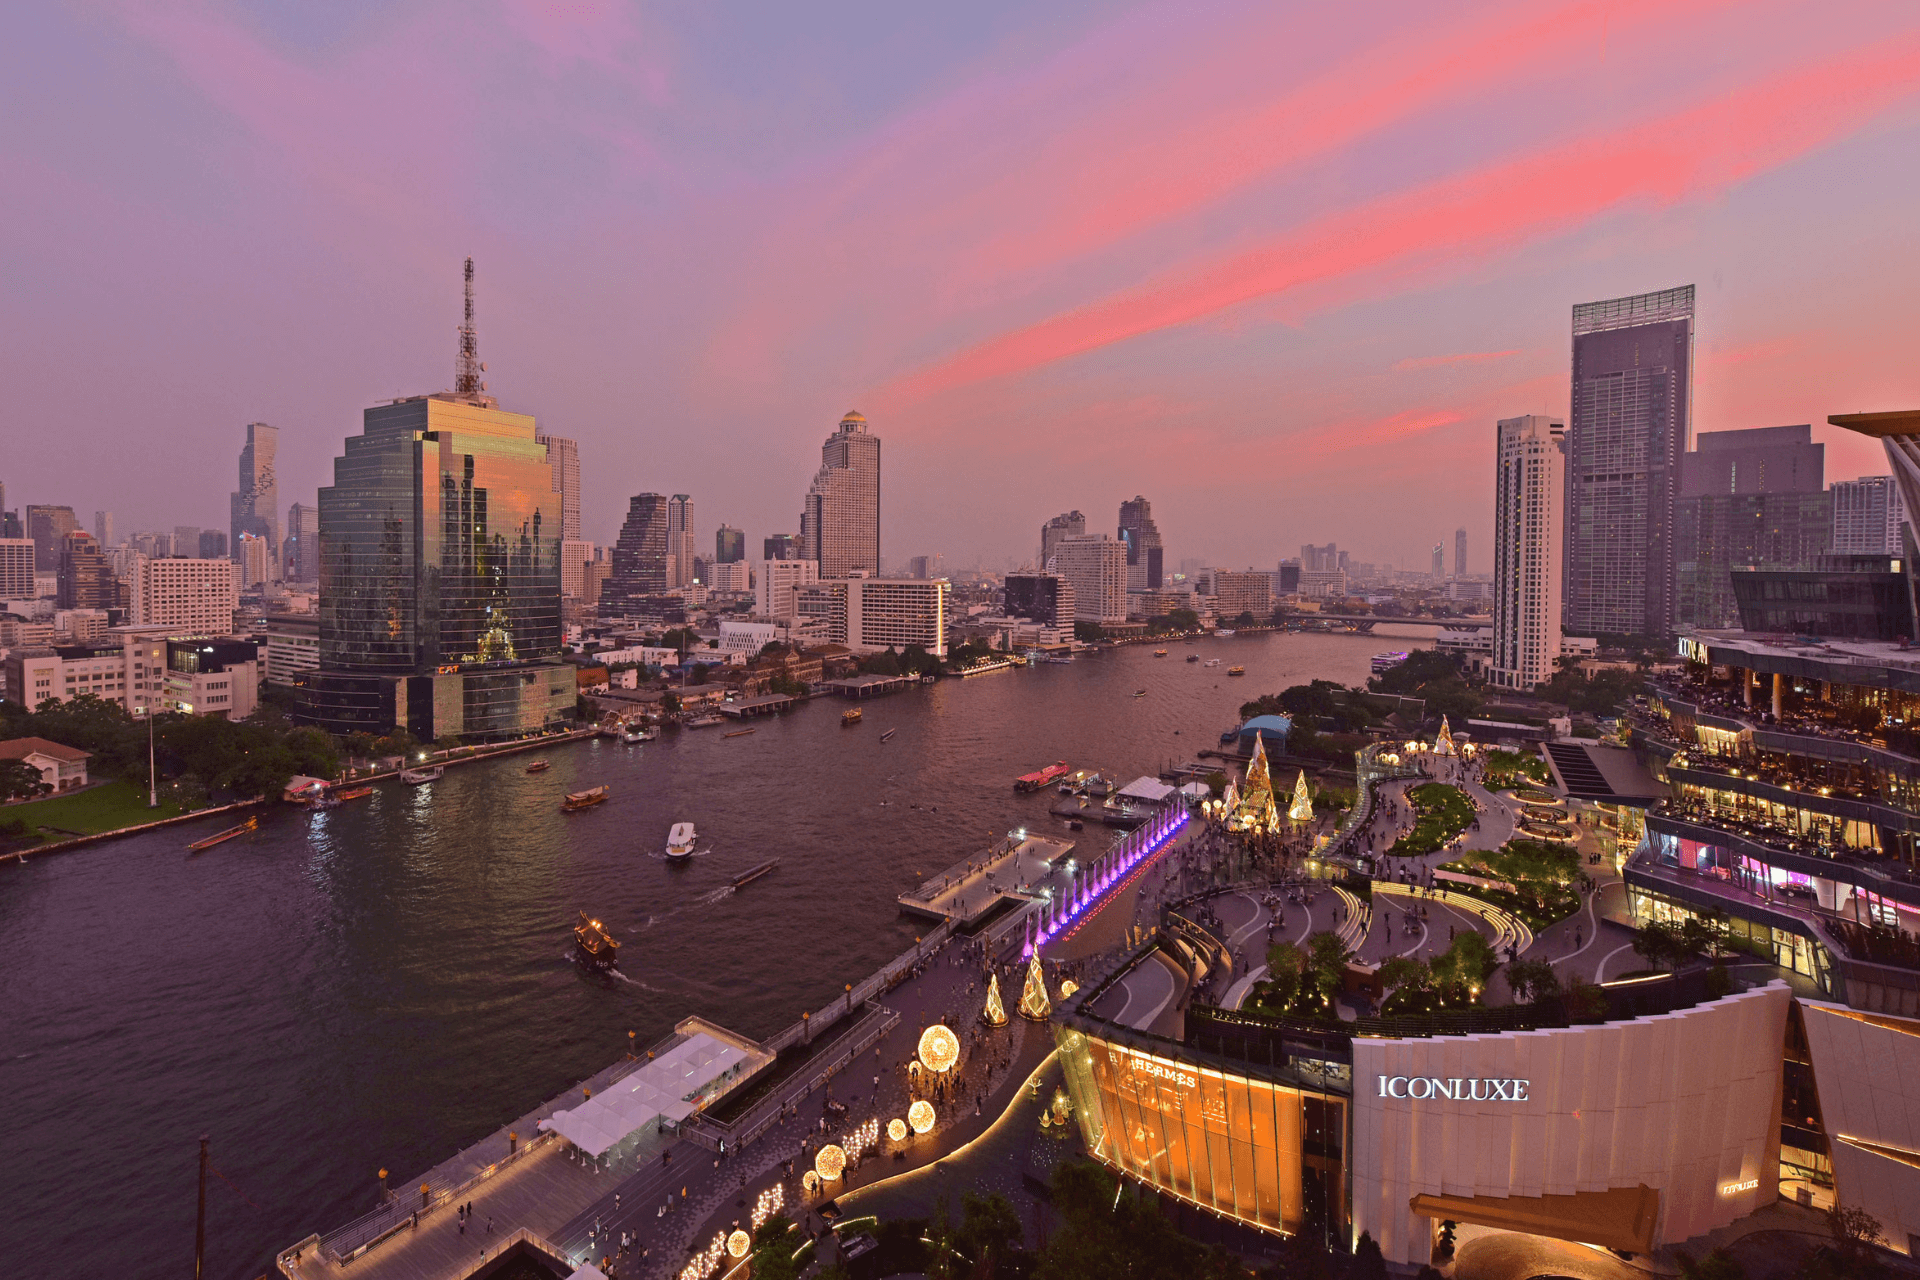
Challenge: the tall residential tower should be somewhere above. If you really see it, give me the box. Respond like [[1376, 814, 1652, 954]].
[[1490, 415, 1566, 693]]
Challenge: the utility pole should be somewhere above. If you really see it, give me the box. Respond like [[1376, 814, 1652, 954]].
[[147, 713, 158, 808], [195, 1135, 209, 1279]]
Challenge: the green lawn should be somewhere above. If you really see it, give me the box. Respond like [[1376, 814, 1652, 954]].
[[1387, 783, 1477, 856], [4, 779, 186, 839]]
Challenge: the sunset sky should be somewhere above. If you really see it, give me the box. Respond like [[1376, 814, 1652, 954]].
[[5, 0, 1920, 573]]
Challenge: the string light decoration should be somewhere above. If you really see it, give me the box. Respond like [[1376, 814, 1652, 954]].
[[1433, 714, 1457, 756], [815, 1143, 846, 1181], [679, 1230, 730, 1280], [1024, 803, 1187, 956], [1018, 952, 1051, 1021], [888, 1118, 908, 1142], [918, 1024, 960, 1074], [841, 1117, 881, 1163], [727, 1231, 752, 1258], [1288, 770, 1314, 824], [981, 972, 1008, 1027], [751, 1184, 785, 1228], [1057, 978, 1080, 1000], [802, 1170, 820, 1194], [908, 1100, 936, 1134]]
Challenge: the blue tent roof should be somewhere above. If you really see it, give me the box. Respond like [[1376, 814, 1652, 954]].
[[1240, 714, 1292, 736]]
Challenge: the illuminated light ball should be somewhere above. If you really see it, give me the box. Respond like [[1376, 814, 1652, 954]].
[[908, 1100, 936, 1134], [815, 1144, 847, 1181], [727, 1231, 751, 1258], [802, 1171, 820, 1194], [1058, 979, 1080, 999], [887, 1118, 908, 1143], [918, 1024, 961, 1074]]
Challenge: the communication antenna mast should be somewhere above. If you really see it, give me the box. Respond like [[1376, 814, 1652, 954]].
[[455, 256, 483, 399]]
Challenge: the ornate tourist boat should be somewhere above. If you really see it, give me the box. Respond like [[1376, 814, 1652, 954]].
[[574, 912, 620, 970], [562, 785, 609, 812]]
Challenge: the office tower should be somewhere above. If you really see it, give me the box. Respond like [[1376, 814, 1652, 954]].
[[1431, 545, 1445, 580], [0, 538, 34, 598], [0, 511, 18, 540], [305, 259, 571, 739], [602, 493, 672, 615], [57, 530, 120, 610], [800, 411, 881, 578], [1300, 543, 1339, 572], [1214, 571, 1273, 619], [1053, 534, 1128, 625], [1275, 561, 1302, 595], [1831, 476, 1908, 556], [559, 539, 593, 599], [908, 556, 931, 579], [231, 421, 281, 576], [236, 532, 271, 590], [763, 533, 801, 562], [198, 529, 228, 559], [1490, 415, 1566, 692], [1117, 496, 1165, 591], [93, 510, 114, 549], [536, 433, 581, 541], [666, 494, 694, 589], [1004, 573, 1076, 628], [1454, 528, 1467, 578], [135, 557, 238, 635], [26, 505, 79, 572], [716, 525, 745, 564], [1565, 285, 1695, 639], [1039, 511, 1086, 573], [1675, 425, 1829, 628], [756, 558, 820, 621], [286, 502, 320, 583]]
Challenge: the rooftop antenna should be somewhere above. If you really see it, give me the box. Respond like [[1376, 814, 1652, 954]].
[[455, 256, 485, 400]]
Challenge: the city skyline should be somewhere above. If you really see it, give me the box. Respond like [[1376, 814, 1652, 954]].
[[4, 4, 1918, 570]]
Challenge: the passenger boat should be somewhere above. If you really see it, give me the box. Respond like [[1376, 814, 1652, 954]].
[[525, 760, 551, 774], [400, 764, 444, 784], [732, 859, 779, 890], [574, 912, 620, 970], [562, 785, 610, 811], [1371, 651, 1410, 675], [1205, 658, 1222, 668], [880, 728, 897, 743], [1214, 628, 1237, 637], [1227, 666, 1246, 677], [1014, 761, 1072, 792], [723, 728, 755, 738], [1153, 649, 1168, 658], [842, 707, 862, 725], [621, 724, 653, 743], [1133, 689, 1148, 697], [186, 816, 258, 853], [1186, 654, 1199, 663], [666, 822, 697, 861], [685, 713, 725, 728], [332, 784, 373, 802]]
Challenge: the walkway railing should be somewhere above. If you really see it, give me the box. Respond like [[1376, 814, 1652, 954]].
[[685, 1000, 901, 1153]]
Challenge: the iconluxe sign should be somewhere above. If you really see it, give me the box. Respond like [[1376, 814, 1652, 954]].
[[1378, 1075, 1531, 1101]]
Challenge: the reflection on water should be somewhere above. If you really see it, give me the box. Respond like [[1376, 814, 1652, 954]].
[[0, 628, 1429, 1278]]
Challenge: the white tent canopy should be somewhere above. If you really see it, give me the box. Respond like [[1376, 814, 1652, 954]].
[[1117, 776, 1176, 803], [540, 1033, 747, 1156], [1179, 781, 1211, 799]]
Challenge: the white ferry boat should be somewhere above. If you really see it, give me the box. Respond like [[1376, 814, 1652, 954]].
[[1213, 628, 1237, 637], [666, 822, 697, 861], [400, 764, 444, 784]]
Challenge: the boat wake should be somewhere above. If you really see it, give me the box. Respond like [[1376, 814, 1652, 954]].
[[697, 885, 734, 905]]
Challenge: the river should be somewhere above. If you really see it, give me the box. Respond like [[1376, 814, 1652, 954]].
[[0, 627, 1431, 1278]]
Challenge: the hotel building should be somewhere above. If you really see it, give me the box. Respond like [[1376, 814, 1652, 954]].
[[1489, 414, 1565, 691]]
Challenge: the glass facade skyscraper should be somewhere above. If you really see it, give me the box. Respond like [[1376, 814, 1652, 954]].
[[304, 394, 572, 739], [1118, 495, 1164, 591], [231, 421, 280, 576], [800, 412, 880, 578]]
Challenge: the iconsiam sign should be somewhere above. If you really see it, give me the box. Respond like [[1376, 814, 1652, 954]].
[[1228, 736, 1281, 833], [1023, 802, 1189, 956]]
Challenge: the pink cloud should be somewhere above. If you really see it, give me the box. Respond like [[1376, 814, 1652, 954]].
[[1392, 349, 1525, 372], [884, 33, 1920, 404]]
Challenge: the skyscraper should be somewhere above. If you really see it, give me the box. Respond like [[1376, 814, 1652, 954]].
[[286, 502, 320, 583], [666, 494, 694, 588], [231, 421, 280, 577], [800, 411, 881, 577], [1675, 425, 1829, 628], [198, 529, 228, 559], [1454, 528, 1467, 578], [1053, 534, 1128, 625], [1040, 511, 1086, 572], [763, 533, 801, 562], [57, 530, 120, 610], [602, 493, 672, 616], [0, 538, 33, 598], [304, 261, 572, 740], [26, 505, 79, 572], [1118, 496, 1164, 591], [93, 510, 114, 549], [1831, 476, 1908, 556], [1564, 285, 1695, 639], [535, 433, 581, 542], [1490, 415, 1565, 692], [716, 525, 745, 563], [1300, 543, 1339, 572], [1431, 545, 1444, 580]]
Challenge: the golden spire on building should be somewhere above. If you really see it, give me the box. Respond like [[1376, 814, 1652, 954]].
[[1228, 734, 1279, 833], [982, 971, 1008, 1026], [1018, 952, 1051, 1021], [1288, 769, 1315, 823]]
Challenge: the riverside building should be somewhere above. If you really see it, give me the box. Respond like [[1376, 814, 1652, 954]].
[[1053, 533, 1128, 625], [800, 411, 881, 578], [1040, 510, 1087, 572]]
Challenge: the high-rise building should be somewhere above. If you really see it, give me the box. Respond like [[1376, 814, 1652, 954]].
[[236, 532, 272, 591], [536, 433, 581, 542], [231, 421, 280, 577], [286, 502, 320, 583], [57, 530, 120, 611], [908, 556, 931, 579], [845, 578, 949, 656], [1214, 571, 1273, 620], [666, 494, 694, 589], [304, 259, 572, 740], [26, 505, 79, 573], [559, 538, 594, 599], [93, 510, 114, 549], [1490, 415, 1566, 692], [602, 493, 672, 616], [1053, 534, 1128, 625], [1300, 543, 1339, 572], [800, 411, 881, 578], [1831, 476, 1908, 556], [763, 533, 801, 562], [1040, 511, 1086, 572], [134, 557, 238, 635], [198, 529, 228, 559], [1454, 528, 1467, 578], [756, 558, 820, 621], [716, 525, 745, 564], [1431, 544, 1445, 580], [0, 538, 34, 598], [1118, 496, 1164, 591], [1675, 425, 1830, 628], [1004, 573, 1075, 629], [1565, 285, 1695, 639]]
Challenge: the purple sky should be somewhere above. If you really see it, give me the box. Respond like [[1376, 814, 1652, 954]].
[[5, 1, 1920, 573]]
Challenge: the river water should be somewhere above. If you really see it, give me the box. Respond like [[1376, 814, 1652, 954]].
[[0, 628, 1430, 1278]]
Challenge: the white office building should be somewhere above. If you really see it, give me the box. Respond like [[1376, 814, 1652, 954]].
[[792, 577, 949, 656], [1052, 534, 1128, 625], [1830, 474, 1908, 556], [1489, 414, 1566, 692], [134, 557, 239, 636], [0, 538, 35, 599], [755, 558, 820, 622]]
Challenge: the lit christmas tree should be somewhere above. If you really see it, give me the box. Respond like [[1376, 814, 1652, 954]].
[[1018, 952, 1052, 1021], [982, 971, 1008, 1026], [1288, 769, 1315, 823], [1229, 734, 1279, 833]]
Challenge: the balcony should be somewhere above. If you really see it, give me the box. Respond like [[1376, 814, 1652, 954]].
[[1648, 676, 1920, 768], [1663, 754, 1920, 835], [1644, 805, 1920, 906]]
